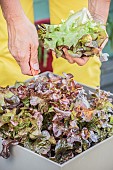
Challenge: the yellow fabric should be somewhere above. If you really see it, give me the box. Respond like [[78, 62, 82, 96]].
[[0, 0, 34, 87], [49, 0, 101, 88]]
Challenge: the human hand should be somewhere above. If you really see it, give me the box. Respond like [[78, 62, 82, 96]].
[[7, 16, 40, 76], [88, 0, 110, 55], [52, 48, 89, 66], [62, 35, 108, 64], [62, 48, 89, 66], [99, 36, 109, 62], [99, 35, 108, 51]]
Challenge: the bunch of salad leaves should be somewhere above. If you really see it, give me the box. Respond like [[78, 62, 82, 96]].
[[38, 8, 108, 60], [0, 72, 113, 164]]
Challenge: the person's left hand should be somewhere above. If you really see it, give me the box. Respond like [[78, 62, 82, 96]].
[[62, 48, 89, 66], [58, 33, 108, 65], [99, 37, 108, 51]]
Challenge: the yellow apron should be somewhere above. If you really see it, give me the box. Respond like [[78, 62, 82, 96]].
[[0, 0, 34, 87], [49, 0, 101, 88]]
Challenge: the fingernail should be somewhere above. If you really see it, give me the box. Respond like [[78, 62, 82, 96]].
[[63, 48, 66, 52], [33, 63, 39, 70], [52, 51, 56, 56]]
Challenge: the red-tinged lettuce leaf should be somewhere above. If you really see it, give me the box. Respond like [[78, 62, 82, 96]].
[[55, 139, 74, 164], [0, 139, 19, 159], [53, 121, 64, 137], [4, 95, 20, 109], [0, 72, 113, 164]]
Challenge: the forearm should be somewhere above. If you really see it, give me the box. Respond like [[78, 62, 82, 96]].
[[88, 0, 111, 24], [0, 0, 25, 23]]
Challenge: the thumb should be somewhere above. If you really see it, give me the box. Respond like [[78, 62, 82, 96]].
[[30, 45, 40, 76]]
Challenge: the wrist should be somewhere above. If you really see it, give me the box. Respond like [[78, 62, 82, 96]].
[[92, 14, 106, 24], [0, 0, 26, 24], [6, 14, 27, 25], [88, 0, 111, 24]]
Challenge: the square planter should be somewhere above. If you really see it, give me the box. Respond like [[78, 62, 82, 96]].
[[0, 136, 113, 170], [0, 72, 113, 170]]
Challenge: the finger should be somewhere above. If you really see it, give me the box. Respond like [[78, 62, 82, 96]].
[[63, 48, 75, 63], [16, 48, 32, 75], [63, 48, 89, 65], [30, 44, 40, 76], [31, 69, 40, 76], [100, 37, 108, 50], [19, 59, 32, 75], [52, 50, 56, 57], [72, 56, 89, 66]]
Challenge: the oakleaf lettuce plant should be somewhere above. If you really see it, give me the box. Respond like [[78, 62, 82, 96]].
[[0, 72, 113, 164]]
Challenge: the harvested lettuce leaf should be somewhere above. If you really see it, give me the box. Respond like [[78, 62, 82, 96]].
[[38, 8, 108, 60]]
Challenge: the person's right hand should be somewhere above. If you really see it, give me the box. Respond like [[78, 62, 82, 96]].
[[7, 16, 40, 76]]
